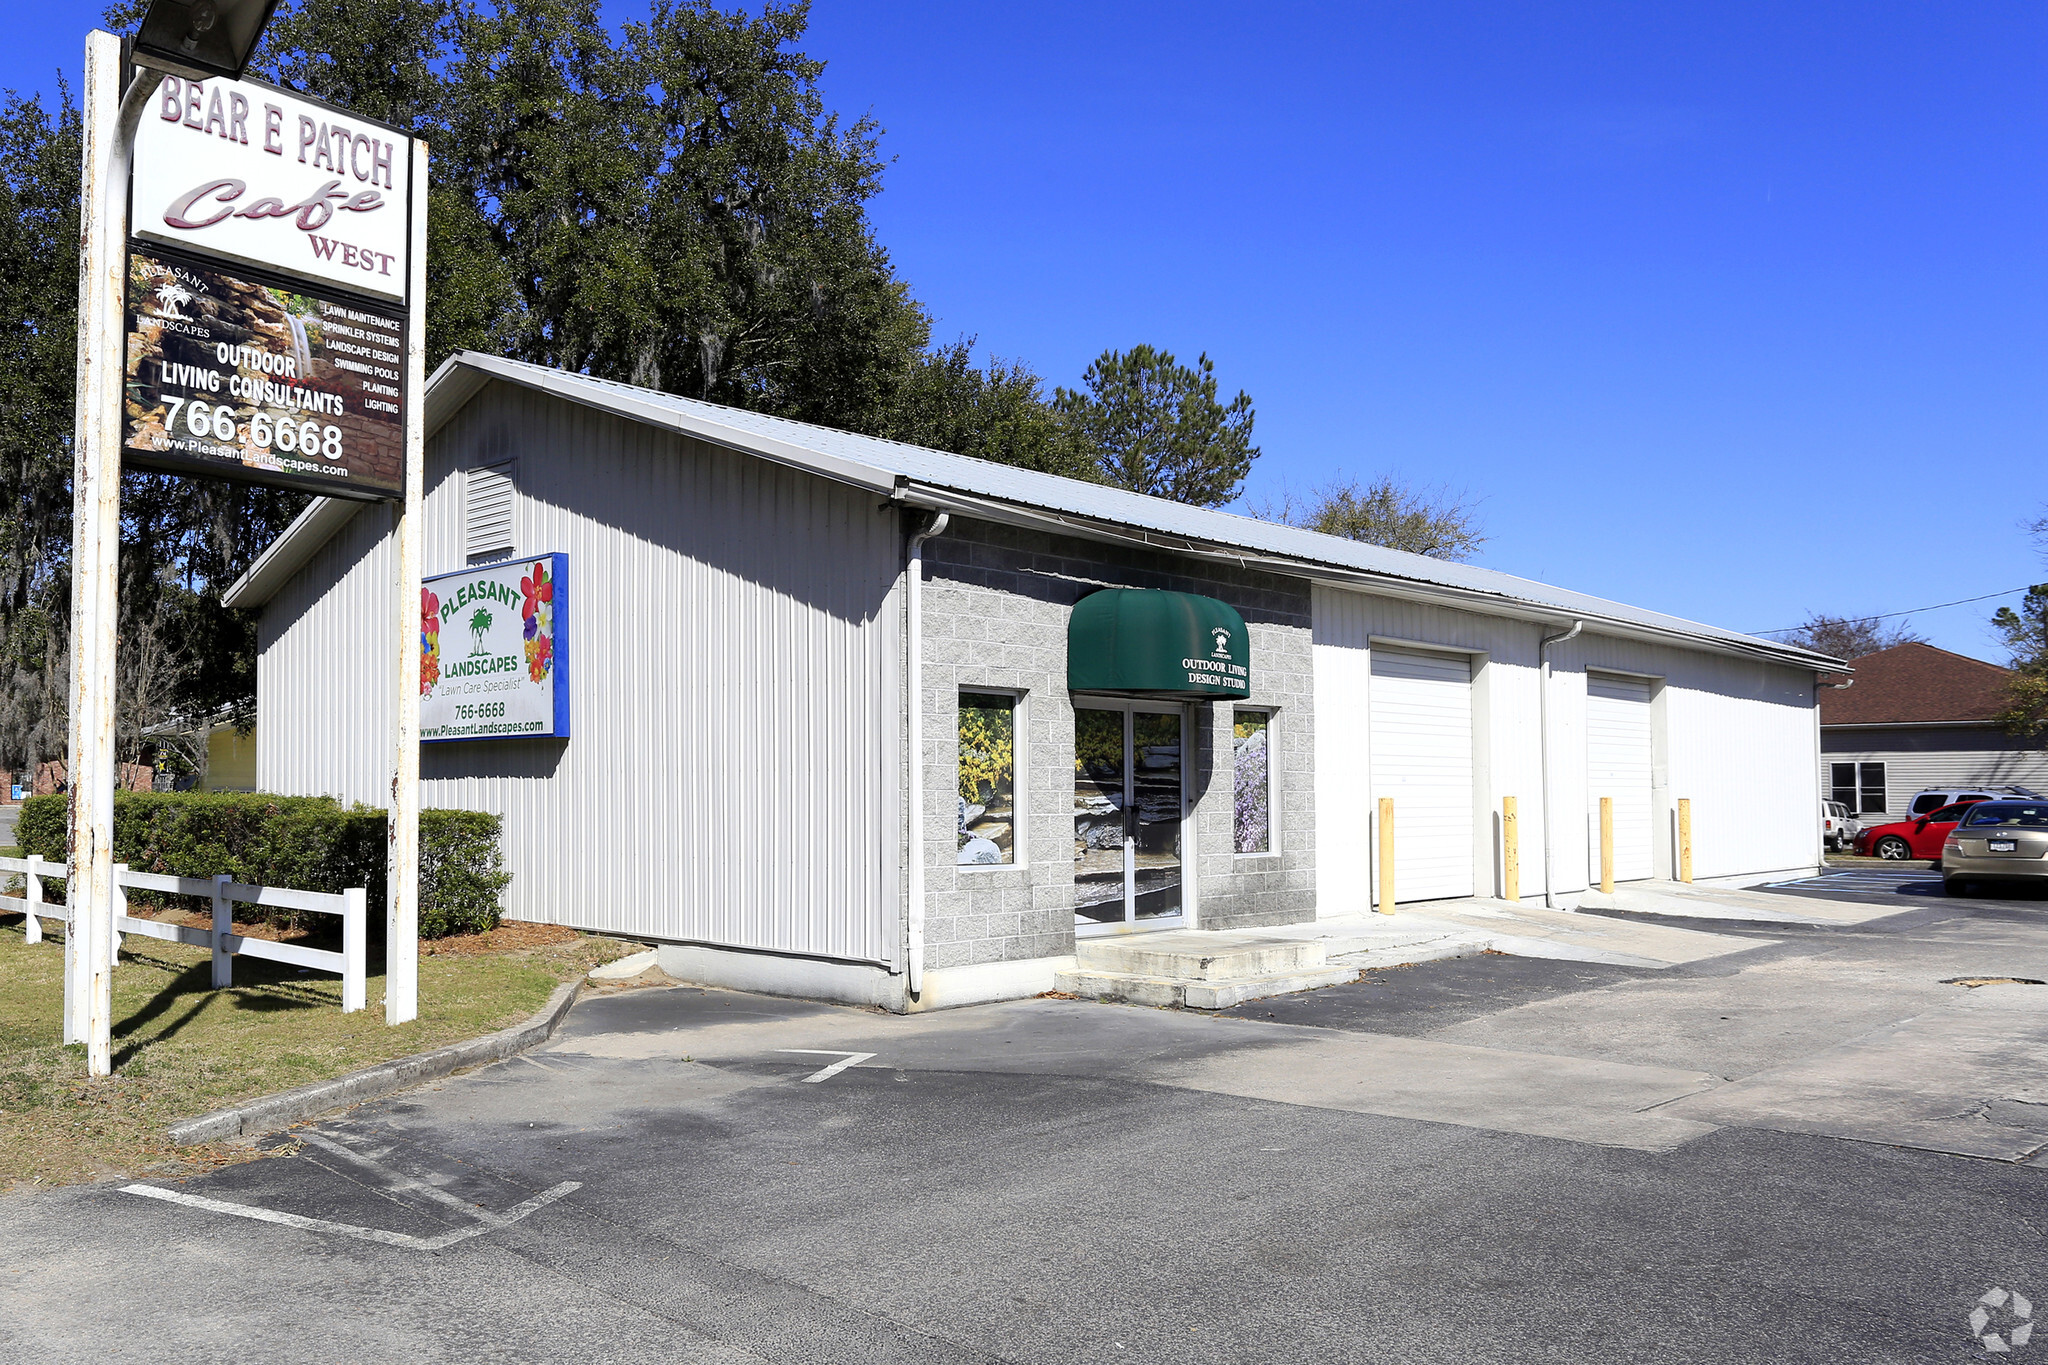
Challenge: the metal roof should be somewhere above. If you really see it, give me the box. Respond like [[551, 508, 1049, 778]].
[[226, 351, 1850, 675]]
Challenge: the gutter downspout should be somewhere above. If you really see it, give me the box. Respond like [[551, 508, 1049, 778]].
[[1815, 676, 1853, 866], [1538, 620, 1583, 909], [904, 510, 949, 1003]]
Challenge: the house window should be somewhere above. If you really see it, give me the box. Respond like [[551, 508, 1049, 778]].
[[958, 692, 1019, 865], [465, 462, 516, 564], [1830, 761, 1886, 815], [1233, 709, 1273, 854]]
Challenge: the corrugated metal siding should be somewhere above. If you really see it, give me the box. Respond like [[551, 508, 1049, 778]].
[[257, 502, 397, 805], [1314, 584, 1822, 903], [262, 381, 903, 963], [1315, 588, 1542, 908], [1568, 633, 1818, 882], [1819, 730, 2048, 822]]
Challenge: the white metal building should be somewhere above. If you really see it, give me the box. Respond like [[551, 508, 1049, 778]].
[[227, 352, 1848, 1011]]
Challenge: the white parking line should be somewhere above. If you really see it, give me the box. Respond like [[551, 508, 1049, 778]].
[[775, 1049, 878, 1082], [1766, 871, 1932, 891], [120, 1179, 580, 1250], [295, 1131, 517, 1226]]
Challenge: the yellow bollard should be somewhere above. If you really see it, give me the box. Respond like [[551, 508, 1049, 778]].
[[1678, 798, 1693, 883], [1377, 797, 1396, 915], [1502, 796, 1519, 901], [1599, 796, 1615, 894]]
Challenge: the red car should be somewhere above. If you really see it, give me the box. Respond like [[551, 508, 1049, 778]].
[[1855, 801, 1988, 861]]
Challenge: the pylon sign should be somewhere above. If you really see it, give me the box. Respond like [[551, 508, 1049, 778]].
[[122, 73, 413, 500], [132, 75, 411, 301]]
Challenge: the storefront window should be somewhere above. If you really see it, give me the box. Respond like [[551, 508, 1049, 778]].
[[1233, 709, 1272, 854], [958, 692, 1018, 865]]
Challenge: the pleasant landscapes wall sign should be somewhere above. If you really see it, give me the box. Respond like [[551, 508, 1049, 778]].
[[421, 556, 569, 742], [121, 74, 412, 500]]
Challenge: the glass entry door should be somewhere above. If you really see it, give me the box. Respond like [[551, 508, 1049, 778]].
[[1073, 702, 1185, 931]]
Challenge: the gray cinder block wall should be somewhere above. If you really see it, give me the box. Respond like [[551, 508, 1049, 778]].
[[917, 517, 1316, 973]]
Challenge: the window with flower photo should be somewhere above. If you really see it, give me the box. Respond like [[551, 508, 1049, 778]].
[[958, 692, 1019, 865], [1233, 710, 1272, 855], [420, 587, 442, 694]]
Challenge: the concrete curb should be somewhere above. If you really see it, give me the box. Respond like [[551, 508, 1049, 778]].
[[167, 979, 583, 1146]]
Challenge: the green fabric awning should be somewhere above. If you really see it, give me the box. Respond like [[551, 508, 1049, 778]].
[[1067, 589, 1251, 700]]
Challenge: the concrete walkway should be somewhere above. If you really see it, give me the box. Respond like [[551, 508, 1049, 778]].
[[1578, 876, 1922, 926], [1056, 893, 1779, 1009], [1375, 896, 1775, 967]]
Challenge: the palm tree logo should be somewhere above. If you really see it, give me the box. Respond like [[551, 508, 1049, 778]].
[[468, 607, 492, 655], [154, 280, 194, 319]]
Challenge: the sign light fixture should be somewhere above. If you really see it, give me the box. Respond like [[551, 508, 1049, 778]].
[[132, 0, 282, 82]]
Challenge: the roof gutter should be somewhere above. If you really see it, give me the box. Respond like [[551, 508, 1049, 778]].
[[1538, 619, 1583, 908], [1819, 718, 2007, 732], [1814, 675, 1854, 868], [903, 508, 949, 1005], [898, 483, 1849, 676]]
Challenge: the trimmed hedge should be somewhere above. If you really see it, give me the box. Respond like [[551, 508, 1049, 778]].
[[16, 792, 510, 939]]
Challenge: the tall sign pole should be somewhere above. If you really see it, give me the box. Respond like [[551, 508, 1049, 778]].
[[387, 139, 429, 1025], [68, 33, 164, 1073], [65, 1, 417, 1065]]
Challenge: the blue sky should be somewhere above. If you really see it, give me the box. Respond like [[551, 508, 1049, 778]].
[[10, 2, 2047, 657]]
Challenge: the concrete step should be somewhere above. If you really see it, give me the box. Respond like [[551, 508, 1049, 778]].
[[1059, 924, 1501, 1011], [1051, 969, 1189, 1009], [1054, 963, 1367, 1010], [1075, 932, 1328, 981], [1329, 934, 1497, 971]]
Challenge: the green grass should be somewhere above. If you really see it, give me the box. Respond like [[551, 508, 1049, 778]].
[[0, 915, 627, 1191]]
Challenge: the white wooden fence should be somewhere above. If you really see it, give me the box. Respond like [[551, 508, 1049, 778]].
[[4, 855, 367, 1014]]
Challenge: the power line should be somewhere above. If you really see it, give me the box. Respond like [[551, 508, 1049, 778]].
[[1750, 584, 2037, 636]]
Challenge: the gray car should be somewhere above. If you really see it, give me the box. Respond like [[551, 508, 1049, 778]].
[[1942, 801, 2048, 895]]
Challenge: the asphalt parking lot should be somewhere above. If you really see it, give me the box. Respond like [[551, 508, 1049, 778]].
[[1776, 865, 2046, 903], [4, 871, 2046, 1364]]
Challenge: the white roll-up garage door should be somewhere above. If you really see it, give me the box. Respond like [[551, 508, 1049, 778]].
[[1370, 647, 1474, 902], [1587, 672, 1654, 882]]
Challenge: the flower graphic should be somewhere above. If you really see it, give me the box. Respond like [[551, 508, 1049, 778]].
[[420, 588, 441, 694], [519, 560, 554, 682], [520, 561, 552, 625]]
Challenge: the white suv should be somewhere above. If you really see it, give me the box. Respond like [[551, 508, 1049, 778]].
[[1823, 801, 1860, 851], [1904, 786, 2042, 817]]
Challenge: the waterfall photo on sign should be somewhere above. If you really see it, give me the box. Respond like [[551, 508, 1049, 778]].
[[121, 249, 407, 499]]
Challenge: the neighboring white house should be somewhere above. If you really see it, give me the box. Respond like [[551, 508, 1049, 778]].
[[225, 352, 1848, 1011], [1820, 641, 2048, 821]]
